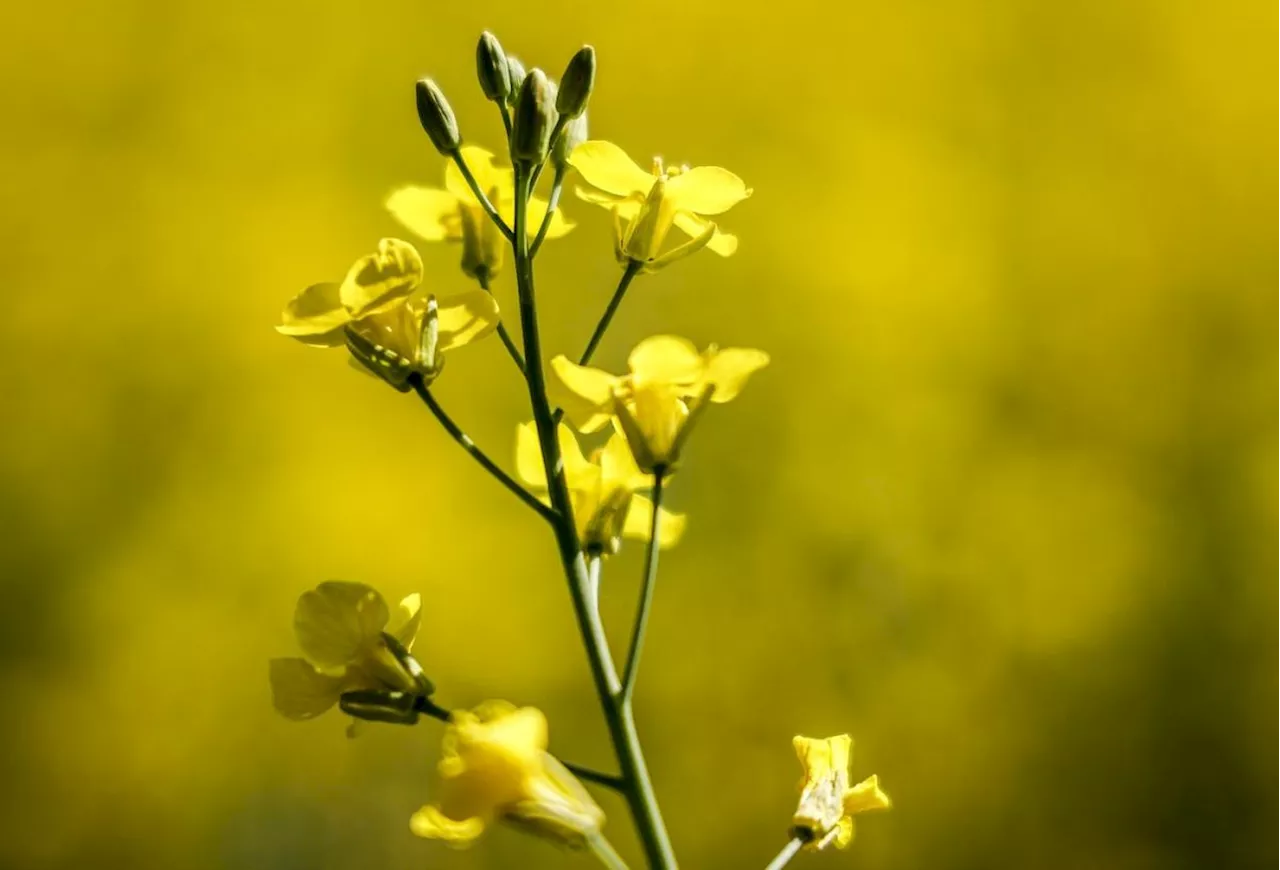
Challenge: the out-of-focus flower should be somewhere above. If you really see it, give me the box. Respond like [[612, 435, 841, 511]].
[[548, 335, 769, 471], [269, 582, 424, 723], [569, 140, 750, 270], [515, 422, 685, 554], [275, 239, 500, 389], [386, 146, 573, 279], [410, 701, 604, 849], [791, 734, 891, 850]]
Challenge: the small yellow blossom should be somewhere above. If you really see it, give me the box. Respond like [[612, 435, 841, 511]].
[[387, 145, 574, 279], [515, 422, 686, 554], [411, 701, 604, 849], [275, 239, 500, 388], [791, 735, 891, 850], [547, 335, 769, 472], [269, 582, 423, 722], [569, 139, 751, 270]]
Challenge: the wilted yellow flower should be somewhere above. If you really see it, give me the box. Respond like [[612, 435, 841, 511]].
[[570, 140, 751, 270], [791, 735, 891, 850], [269, 582, 423, 722], [515, 422, 685, 555], [547, 335, 769, 472], [275, 238, 500, 389], [411, 701, 604, 849], [386, 145, 574, 279]]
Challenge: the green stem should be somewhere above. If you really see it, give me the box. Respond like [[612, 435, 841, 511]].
[[580, 259, 642, 366], [476, 269, 526, 375], [409, 376, 554, 524], [588, 832, 632, 870], [449, 149, 515, 241], [762, 837, 806, 870], [620, 469, 665, 704], [499, 102, 513, 141], [529, 116, 567, 191], [511, 165, 677, 870], [529, 164, 566, 257]]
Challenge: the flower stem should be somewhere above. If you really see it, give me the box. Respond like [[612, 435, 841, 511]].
[[529, 164, 566, 257], [579, 259, 642, 366], [762, 837, 805, 870], [620, 468, 665, 704], [498, 102, 513, 141], [511, 164, 678, 870], [449, 149, 515, 241], [588, 831, 632, 870], [408, 376, 554, 524], [476, 268, 526, 375]]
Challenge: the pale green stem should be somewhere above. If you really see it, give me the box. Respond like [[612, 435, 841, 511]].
[[511, 164, 677, 870], [620, 468, 665, 704], [449, 149, 515, 241], [579, 258, 642, 366], [762, 837, 805, 870], [529, 164, 566, 256], [498, 102, 513, 141], [589, 831, 632, 870], [476, 268, 526, 375]]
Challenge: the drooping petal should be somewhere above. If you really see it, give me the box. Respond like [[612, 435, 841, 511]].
[[627, 335, 705, 386], [568, 140, 655, 198], [386, 186, 463, 241], [702, 347, 770, 403], [665, 165, 752, 215], [525, 195, 576, 239], [268, 657, 345, 720], [276, 282, 351, 345], [435, 290, 500, 352], [622, 496, 686, 549], [293, 581, 390, 670], [410, 804, 487, 846], [444, 146, 500, 204], [844, 775, 892, 815], [338, 239, 424, 316], [390, 593, 422, 649], [673, 212, 739, 256], [547, 356, 618, 433]]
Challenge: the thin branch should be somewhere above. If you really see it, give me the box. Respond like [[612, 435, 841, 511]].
[[409, 376, 554, 524], [579, 259, 643, 367], [587, 832, 631, 870], [449, 150, 515, 241], [619, 468, 665, 703], [564, 762, 626, 791], [763, 837, 806, 870], [529, 164, 566, 257], [476, 269, 526, 375]]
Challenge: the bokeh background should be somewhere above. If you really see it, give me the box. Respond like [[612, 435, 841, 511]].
[[1, 1, 1274, 868]]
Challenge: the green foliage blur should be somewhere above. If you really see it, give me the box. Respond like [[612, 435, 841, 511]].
[[0, 1, 1273, 868]]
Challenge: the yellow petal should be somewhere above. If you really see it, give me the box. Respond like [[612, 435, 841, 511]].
[[515, 422, 591, 489], [268, 657, 344, 720], [385, 186, 462, 241], [573, 184, 624, 209], [293, 581, 390, 669], [702, 347, 770, 403], [436, 289, 500, 352], [622, 496, 686, 549], [390, 593, 422, 649], [673, 212, 738, 256], [844, 775, 892, 815], [832, 816, 855, 849], [568, 140, 655, 198], [627, 335, 704, 386], [665, 165, 752, 215], [410, 804, 486, 846], [599, 430, 650, 491], [794, 734, 853, 783], [444, 146, 500, 203], [547, 356, 618, 433], [338, 238, 424, 316], [275, 282, 350, 345], [525, 195, 576, 239]]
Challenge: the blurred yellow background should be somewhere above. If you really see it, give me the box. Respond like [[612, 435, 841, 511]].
[[0, 0, 1274, 868]]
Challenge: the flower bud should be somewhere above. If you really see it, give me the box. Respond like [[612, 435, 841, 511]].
[[415, 78, 461, 154], [511, 68, 557, 165], [556, 46, 595, 119], [505, 56, 527, 107], [475, 32, 510, 102], [340, 689, 421, 725], [552, 110, 588, 172]]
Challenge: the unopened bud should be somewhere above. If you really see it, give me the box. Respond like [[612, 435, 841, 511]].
[[511, 68, 556, 165], [339, 689, 421, 725], [415, 78, 461, 154], [475, 32, 510, 102], [556, 46, 596, 119], [552, 110, 588, 171], [504, 56, 527, 107]]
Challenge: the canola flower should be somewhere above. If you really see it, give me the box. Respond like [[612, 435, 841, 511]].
[[791, 735, 892, 851]]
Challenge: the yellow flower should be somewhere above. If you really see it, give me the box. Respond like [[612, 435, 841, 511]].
[[791, 735, 891, 850], [569, 139, 751, 270], [386, 145, 574, 279], [547, 335, 769, 472], [410, 701, 604, 849], [275, 238, 500, 389], [269, 582, 423, 722], [515, 422, 686, 555]]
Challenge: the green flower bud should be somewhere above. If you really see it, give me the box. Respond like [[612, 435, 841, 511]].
[[339, 689, 421, 725], [504, 55, 527, 107], [556, 45, 595, 119], [511, 68, 556, 165], [415, 78, 460, 155], [475, 31, 510, 102], [552, 110, 588, 172]]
